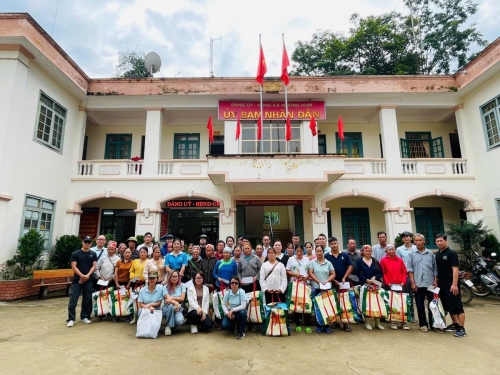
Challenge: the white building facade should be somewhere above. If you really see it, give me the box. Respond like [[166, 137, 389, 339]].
[[1, 13, 500, 262]]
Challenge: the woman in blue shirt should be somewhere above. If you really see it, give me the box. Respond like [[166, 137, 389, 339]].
[[138, 273, 163, 316], [221, 276, 247, 340], [162, 270, 186, 336], [213, 247, 238, 290], [164, 238, 188, 280]]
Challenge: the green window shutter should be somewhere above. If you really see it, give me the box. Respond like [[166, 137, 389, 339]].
[[341, 208, 371, 249], [293, 205, 304, 241], [400, 138, 409, 158], [431, 137, 444, 158]]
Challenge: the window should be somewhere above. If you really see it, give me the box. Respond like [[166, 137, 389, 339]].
[[21, 195, 55, 250], [105, 134, 132, 159], [481, 97, 500, 149], [174, 133, 200, 159], [264, 211, 280, 225], [34, 92, 66, 152], [336, 132, 363, 157], [414, 208, 444, 249], [241, 120, 301, 153], [318, 134, 327, 155], [210, 135, 225, 156], [140, 136, 146, 159], [341, 208, 371, 249], [400, 132, 444, 158]]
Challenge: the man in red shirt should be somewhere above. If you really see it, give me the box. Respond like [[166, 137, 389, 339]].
[[380, 244, 409, 330]]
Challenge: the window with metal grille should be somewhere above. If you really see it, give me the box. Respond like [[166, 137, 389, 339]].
[[21, 195, 56, 250], [241, 120, 301, 153], [414, 207, 444, 249], [400, 132, 444, 158], [34, 92, 66, 152], [341, 208, 371, 249], [481, 97, 500, 149], [336, 132, 363, 157], [105, 134, 132, 159], [174, 133, 200, 159]]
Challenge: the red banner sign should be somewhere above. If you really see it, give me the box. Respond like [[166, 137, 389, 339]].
[[79, 209, 99, 239], [166, 200, 221, 208], [236, 200, 303, 206], [160, 211, 169, 237], [218, 101, 326, 120]]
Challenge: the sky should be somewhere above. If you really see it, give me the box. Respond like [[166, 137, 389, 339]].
[[2, 0, 500, 78]]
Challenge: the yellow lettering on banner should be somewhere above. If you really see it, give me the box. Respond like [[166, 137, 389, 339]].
[[241, 112, 248, 119], [313, 111, 320, 118], [298, 111, 305, 118], [247, 112, 254, 119], [304, 110, 312, 118], [289, 113, 295, 119], [279, 111, 286, 119], [265, 112, 272, 119], [223, 110, 231, 119], [272, 112, 279, 119]]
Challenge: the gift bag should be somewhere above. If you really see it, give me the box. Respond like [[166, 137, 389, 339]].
[[360, 285, 387, 319], [429, 294, 446, 329], [384, 291, 412, 323], [110, 288, 134, 317], [338, 290, 361, 324], [212, 290, 226, 320], [287, 281, 312, 314], [262, 303, 290, 337], [246, 288, 266, 323], [136, 309, 162, 339], [313, 289, 341, 326], [92, 287, 114, 317]]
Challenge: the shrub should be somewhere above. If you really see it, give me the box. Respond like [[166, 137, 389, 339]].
[[480, 234, 500, 257], [50, 235, 82, 269], [7, 229, 45, 278], [446, 219, 490, 270]]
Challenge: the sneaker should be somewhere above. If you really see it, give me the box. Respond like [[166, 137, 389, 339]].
[[435, 328, 445, 334], [324, 327, 332, 334], [420, 326, 428, 332], [454, 329, 467, 338], [445, 324, 457, 332], [165, 326, 172, 336], [237, 331, 245, 340], [82, 318, 92, 324], [391, 322, 398, 330], [96, 316, 103, 322], [66, 320, 74, 328], [191, 325, 198, 334], [402, 323, 410, 330]]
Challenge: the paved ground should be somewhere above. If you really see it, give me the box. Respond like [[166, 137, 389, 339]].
[[0, 292, 499, 375]]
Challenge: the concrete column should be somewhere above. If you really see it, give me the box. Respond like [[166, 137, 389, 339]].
[[65, 210, 82, 236], [218, 207, 236, 241], [143, 108, 163, 175], [383, 208, 414, 243], [224, 121, 238, 154], [134, 209, 161, 238], [378, 106, 401, 175], [73, 108, 87, 175], [309, 207, 329, 240], [301, 121, 318, 154], [465, 208, 482, 223], [454, 105, 473, 171]]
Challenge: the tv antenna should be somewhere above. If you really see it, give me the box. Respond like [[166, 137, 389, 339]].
[[209, 32, 221, 77], [145, 52, 162, 76]]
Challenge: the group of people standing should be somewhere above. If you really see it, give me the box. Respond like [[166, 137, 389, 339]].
[[66, 230, 467, 339]]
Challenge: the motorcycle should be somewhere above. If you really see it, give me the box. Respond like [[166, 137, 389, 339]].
[[470, 252, 500, 297], [459, 271, 473, 305]]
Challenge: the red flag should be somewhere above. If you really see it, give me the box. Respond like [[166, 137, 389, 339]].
[[309, 116, 317, 137], [257, 117, 263, 140], [337, 115, 344, 141], [281, 43, 290, 86], [285, 114, 292, 141], [256, 44, 267, 85], [207, 116, 214, 143], [235, 112, 241, 140]]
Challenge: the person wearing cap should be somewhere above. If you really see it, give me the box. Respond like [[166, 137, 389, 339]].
[[397, 231, 417, 321], [138, 273, 163, 318], [67, 236, 97, 328], [199, 234, 209, 259], [137, 232, 154, 257], [161, 234, 174, 257], [126, 236, 140, 260], [213, 247, 238, 290], [95, 241, 120, 320]]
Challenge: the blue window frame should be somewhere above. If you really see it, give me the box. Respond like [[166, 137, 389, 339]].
[[481, 97, 500, 150], [174, 133, 200, 159], [34, 91, 66, 153], [400, 132, 444, 158], [414, 207, 444, 249], [105, 134, 132, 159], [341, 208, 371, 249], [21, 195, 56, 250], [336, 132, 363, 157]]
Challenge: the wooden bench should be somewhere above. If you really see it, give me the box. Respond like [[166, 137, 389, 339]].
[[33, 269, 74, 299]]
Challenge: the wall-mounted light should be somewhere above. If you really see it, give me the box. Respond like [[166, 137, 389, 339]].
[[398, 207, 404, 216], [144, 207, 150, 218], [187, 189, 193, 197]]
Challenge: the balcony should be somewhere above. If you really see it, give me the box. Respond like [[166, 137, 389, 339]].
[[77, 160, 143, 177]]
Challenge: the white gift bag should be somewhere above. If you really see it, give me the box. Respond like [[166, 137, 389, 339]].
[[136, 309, 162, 339]]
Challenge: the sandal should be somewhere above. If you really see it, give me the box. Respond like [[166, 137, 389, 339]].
[[343, 325, 352, 332], [305, 327, 312, 334], [295, 326, 302, 333]]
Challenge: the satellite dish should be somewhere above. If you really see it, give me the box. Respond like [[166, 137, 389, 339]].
[[145, 52, 162, 75]]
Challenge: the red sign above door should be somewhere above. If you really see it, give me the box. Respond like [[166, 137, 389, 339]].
[[236, 200, 303, 206], [165, 200, 221, 208]]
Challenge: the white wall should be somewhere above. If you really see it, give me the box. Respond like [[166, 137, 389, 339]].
[[85, 125, 145, 160]]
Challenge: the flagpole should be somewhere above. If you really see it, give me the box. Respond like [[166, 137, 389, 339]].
[[259, 34, 264, 154], [283, 33, 289, 154]]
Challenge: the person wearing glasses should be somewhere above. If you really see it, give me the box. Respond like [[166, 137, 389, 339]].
[[187, 271, 212, 334], [67, 236, 97, 328], [162, 270, 186, 336], [221, 276, 248, 340]]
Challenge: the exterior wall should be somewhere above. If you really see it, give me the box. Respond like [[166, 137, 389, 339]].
[[161, 124, 223, 160], [461, 73, 500, 237], [397, 122, 457, 158], [85, 125, 145, 160]]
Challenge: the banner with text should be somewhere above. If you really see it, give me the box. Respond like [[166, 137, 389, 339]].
[[218, 101, 326, 120]]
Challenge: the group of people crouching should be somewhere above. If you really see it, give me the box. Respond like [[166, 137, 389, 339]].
[[67, 231, 467, 340]]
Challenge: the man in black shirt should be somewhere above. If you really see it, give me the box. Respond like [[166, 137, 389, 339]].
[[435, 233, 466, 337], [67, 236, 97, 327]]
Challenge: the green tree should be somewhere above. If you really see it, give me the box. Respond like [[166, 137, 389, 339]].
[[115, 51, 153, 78], [50, 235, 82, 269], [445, 219, 490, 270], [7, 229, 45, 277]]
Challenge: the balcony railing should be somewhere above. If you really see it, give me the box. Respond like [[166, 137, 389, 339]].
[[158, 160, 208, 177], [77, 160, 143, 176], [344, 159, 388, 175], [400, 158, 468, 175]]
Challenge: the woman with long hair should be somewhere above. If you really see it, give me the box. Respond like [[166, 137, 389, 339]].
[[162, 270, 186, 336]]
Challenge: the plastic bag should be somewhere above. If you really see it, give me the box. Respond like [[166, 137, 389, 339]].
[[212, 290, 226, 320], [262, 302, 290, 336], [360, 285, 387, 318], [136, 309, 162, 339], [429, 294, 446, 329], [338, 290, 361, 324], [287, 281, 312, 314], [246, 290, 266, 323], [92, 287, 114, 317], [110, 288, 133, 317], [384, 291, 412, 323], [313, 289, 341, 326]]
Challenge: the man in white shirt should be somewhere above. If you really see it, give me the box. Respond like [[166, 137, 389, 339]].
[[262, 235, 271, 258], [372, 231, 388, 262], [90, 234, 107, 291], [137, 232, 154, 257]]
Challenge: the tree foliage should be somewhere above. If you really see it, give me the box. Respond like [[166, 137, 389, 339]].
[[291, 0, 486, 76], [115, 51, 153, 78], [7, 229, 45, 277], [446, 219, 490, 270], [50, 235, 83, 269]]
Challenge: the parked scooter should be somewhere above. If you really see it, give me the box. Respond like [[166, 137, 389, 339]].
[[470, 252, 500, 297], [459, 271, 473, 304]]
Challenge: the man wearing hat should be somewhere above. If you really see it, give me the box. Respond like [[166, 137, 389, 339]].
[[199, 234, 209, 259], [126, 236, 140, 260], [67, 236, 98, 327], [161, 234, 174, 257], [397, 231, 417, 321]]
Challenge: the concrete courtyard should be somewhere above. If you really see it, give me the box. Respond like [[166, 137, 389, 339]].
[[0, 292, 499, 375]]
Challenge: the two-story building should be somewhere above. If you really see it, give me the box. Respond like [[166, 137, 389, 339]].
[[1, 13, 500, 262]]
